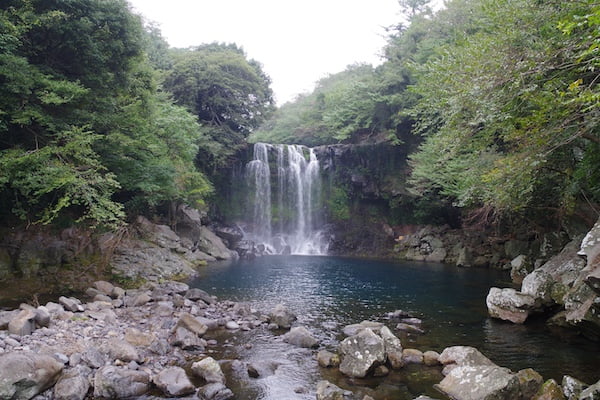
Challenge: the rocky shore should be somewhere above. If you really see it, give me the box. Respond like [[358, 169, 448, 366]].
[[1, 274, 599, 400]]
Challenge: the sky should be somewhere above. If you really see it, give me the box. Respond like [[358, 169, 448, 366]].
[[127, 0, 407, 105]]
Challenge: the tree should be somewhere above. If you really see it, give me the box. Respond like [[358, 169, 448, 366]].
[[408, 0, 599, 223], [162, 43, 274, 170]]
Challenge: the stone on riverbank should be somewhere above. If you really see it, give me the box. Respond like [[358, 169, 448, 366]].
[[0, 352, 64, 400], [339, 328, 385, 378], [532, 379, 566, 400], [197, 382, 234, 400], [283, 326, 319, 348], [486, 287, 538, 324], [153, 366, 195, 397], [380, 326, 404, 369], [53, 365, 92, 400], [93, 366, 150, 398], [579, 379, 600, 400], [317, 350, 340, 368], [435, 365, 520, 400], [316, 380, 350, 400], [268, 303, 296, 329], [562, 375, 588, 399], [192, 357, 226, 384], [8, 309, 36, 336], [342, 320, 384, 337], [517, 368, 544, 399]]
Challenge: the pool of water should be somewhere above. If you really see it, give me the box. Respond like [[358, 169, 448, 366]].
[[189, 255, 600, 399]]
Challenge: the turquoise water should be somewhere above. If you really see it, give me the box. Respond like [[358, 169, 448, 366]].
[[189, 256, 600, 399]]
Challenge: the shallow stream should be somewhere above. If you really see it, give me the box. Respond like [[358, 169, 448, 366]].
[[189, 255, 600, 399]]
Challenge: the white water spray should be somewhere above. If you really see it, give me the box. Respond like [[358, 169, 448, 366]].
[[245, 143, 328, 255]]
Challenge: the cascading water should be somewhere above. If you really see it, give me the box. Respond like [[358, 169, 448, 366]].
[[245, 143, 328, 255]]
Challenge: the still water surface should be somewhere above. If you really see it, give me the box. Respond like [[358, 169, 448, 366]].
[[189, 256, 600, 399]]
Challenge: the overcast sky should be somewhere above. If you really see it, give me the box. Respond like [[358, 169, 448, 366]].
[[127, 0, 411, 105]]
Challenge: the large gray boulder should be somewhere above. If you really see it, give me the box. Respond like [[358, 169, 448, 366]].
[[579, 380, 600, 400], [486, 287, 538, 324], [438, 345, 495, 376], [435, 365, 520, 400], [197, 226, 235, 260], [93, 366, 150, 398], [153, 366, 195, 397], [0, 352, 64, 400], [106, 338, 140, 362], [268, 304, 296, 329], [191, 357, 226, 384], [8, 309, 36, 336], [522, 239, 586, 305], [283, 326, 319, 348], [380, 326, 404, 369], [53, 365, 92, 400], [339, 328, 385, 378]]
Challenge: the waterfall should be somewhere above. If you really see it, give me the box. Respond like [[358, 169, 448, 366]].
[[245, 143, 328, 255]]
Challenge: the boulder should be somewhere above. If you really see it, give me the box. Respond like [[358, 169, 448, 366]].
[[93, 281, 115, 296], [435, 365, 520, 400], [8, 309, 36, 336], [53, 365, 91, 400], [380, 326, 404, 369], [423, 350, 441, 366], [316, 380, 348, 400], [562, 375, 588, 400], [532, 379, 566, 400], [402, 348, 424, 364], [153, 366, 195, 397], [268, 304, 296, 329], [106, 338, 140, 362], [283, 326, 319, 348], [81, 346, 106, 369], [0, 352, 64, 400], [185, 288, 216, 304], [317, 350, 340, 368], [339, 328, 385, 378], [192, 357, 226, 384], [197, 226, 234, 260], [246, 360, 280, 378], [93, 366, 150, 399], [438, 346, 495, 372], [511, 255, 534, 285], [342, 320, 384, 336], [197, 382, 234, 400], [579, 380, 600, 400], [522, 240, 586, 305], [59, 296, 84, 312], [517, 368, 544, 400], [486, 287, 538, 324], [176, 312, 208, 336], [171, 326, 206, 350]]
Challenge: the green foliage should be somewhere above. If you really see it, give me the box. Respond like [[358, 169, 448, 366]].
[[162, 43, 274, 169], [251, 64, 396, 146], [407, 0, 600, 220], [325, 185, 351, 221], [0, 0, 217, 227]]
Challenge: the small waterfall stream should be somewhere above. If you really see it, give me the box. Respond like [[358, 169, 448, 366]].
[[245, 143, 328, 255]]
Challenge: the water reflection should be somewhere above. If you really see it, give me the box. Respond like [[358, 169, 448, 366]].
[[190, 256, 600, 399]]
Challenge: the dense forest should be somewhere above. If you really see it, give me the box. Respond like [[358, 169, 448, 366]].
[[253, 0, 600, 228], [0, 0, 598, 231], [0, 0, 274, 229]]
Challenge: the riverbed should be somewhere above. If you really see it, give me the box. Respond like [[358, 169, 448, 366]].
[[189, 255, 600, 399]]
